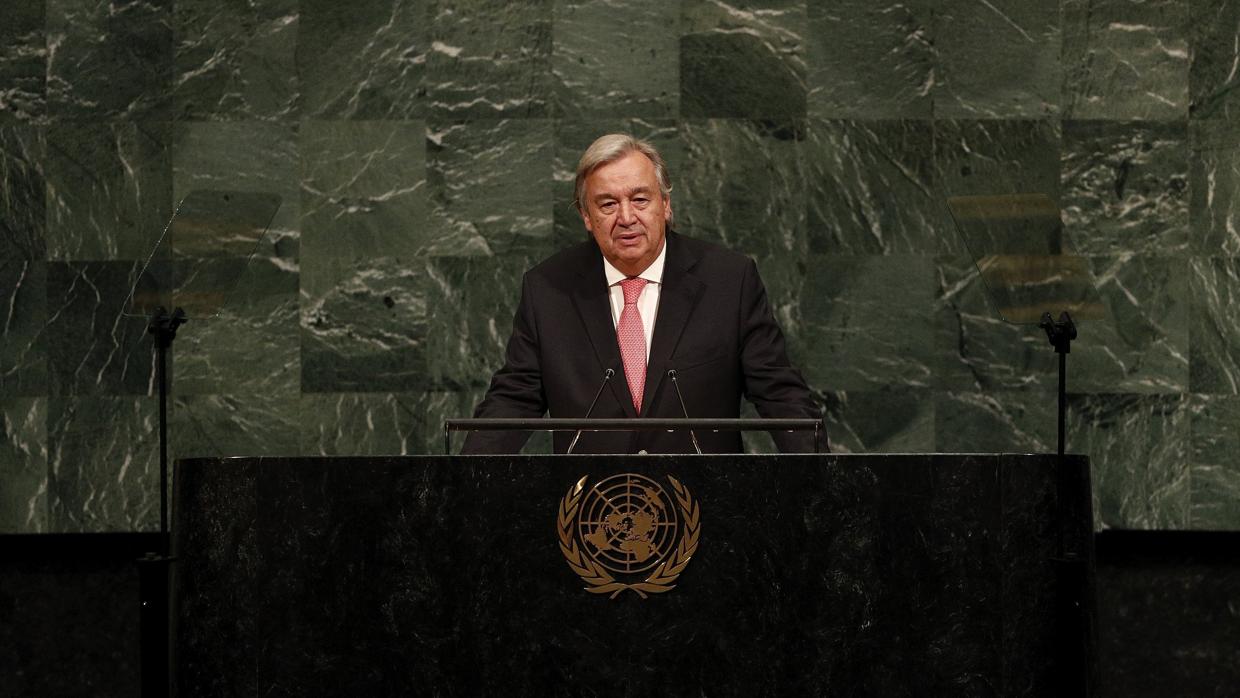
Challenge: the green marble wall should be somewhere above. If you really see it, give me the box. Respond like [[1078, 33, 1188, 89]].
[[1, 0, 1237, 532]]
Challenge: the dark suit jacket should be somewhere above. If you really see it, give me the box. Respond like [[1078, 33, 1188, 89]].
[[462, 231, 825, 454]]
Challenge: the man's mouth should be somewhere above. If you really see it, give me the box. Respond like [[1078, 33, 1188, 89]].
[[615, 231, 644, 246]]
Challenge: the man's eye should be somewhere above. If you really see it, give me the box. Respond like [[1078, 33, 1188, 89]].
[[633, 198, 649, 205], [599, 202, 617, 212]]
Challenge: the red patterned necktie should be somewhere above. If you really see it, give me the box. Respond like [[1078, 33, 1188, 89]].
[[617, 277, 649, 414]]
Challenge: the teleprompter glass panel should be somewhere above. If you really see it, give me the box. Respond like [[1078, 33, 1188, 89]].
[[947, 193, 1107, 325], [123, 190, 281, 319]]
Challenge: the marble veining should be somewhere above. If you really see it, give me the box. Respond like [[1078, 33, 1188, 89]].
[[1188, 395, 1240, 529], [44, 120, 172, 261], [424, 0, 552, 117], [0, 397, 48, 532], [1062, 0, 1190, 120], [173, 0, 299, 121], [298, 0, 426, 120], [1061, 120, 1189, 257], [0, 1, 47, 124], [0, 125, 46, 261], [47, 395, 158, 532], [807, 0, 933, 118], [681, 0, 807, 118], [934, 0, 1062, 118]]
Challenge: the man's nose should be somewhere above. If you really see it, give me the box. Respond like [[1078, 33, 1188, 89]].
[[616, 200, 638, 225]]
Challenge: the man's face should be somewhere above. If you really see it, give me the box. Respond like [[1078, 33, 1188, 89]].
[[580, 150, 671, 277]]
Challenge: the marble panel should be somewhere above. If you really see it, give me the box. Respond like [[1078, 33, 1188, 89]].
[[46, 0, 173, 121], [300, 120, 428, 263], [820, 389, 935, 455], [297, 389, 524, 456], [299, 392, 428, 456], [171, 390, 300, 460], [44, 121, 172, 261], [934, 389, 1056, 454], [47, 395, 159, 532], [424, 0, 552, 117], [172, 121, 300, 258], [1073, 255, 1189, 394], [300, 256, 429, 393], [427, 388, 544, 455], [1062, 0, 1189, 120], [680, 0, 806, 118], [173, 0, 299, 121], [754, 254, 811, 358], [805, 119, 941, 254], [0, 261, 47, 398], [426, 119, 553, 256], [0, 397, 47, 532], [1188, 0, 1240, 120], [1188, 395, 1240, 529], [677, 119, 807, 258], [1061, 120, 1189, 256], [0, 124, 46, 261], [45, 261, 155, 397], [799, 255, 935, 392], [1189, 257, 1240, 393], [423, 255, 536, 392], [1070, 393, 1191, 529], [298, 0, 426, 120], [934, 119, 1062, 255], [805, 0, 932, 119], [551, 119, 681, 250], [551, 0, 679, 119], [0, 0, 46, 124], [172, 257, 299, 396], [934, 0, 1061, 118], [1189, 119, 1240, 256]]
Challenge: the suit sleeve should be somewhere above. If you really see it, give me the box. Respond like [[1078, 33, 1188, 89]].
[[737, 258, 829, 453], [461, 272, 547, 454]]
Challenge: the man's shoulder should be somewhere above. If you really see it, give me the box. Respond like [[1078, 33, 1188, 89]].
[[672, 232, 755, 276], [525, 238, 599, 285]]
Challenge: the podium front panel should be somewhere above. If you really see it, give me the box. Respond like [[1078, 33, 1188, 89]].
[[173, 454, 1093, 697]]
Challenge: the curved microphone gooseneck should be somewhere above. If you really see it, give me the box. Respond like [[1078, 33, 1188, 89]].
[[566, 368, 614, 454], [667, 369, 703, 455]]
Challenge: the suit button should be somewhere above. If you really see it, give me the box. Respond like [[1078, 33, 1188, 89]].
[[637, 449, 648, 455]]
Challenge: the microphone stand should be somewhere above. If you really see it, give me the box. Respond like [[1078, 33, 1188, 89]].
[[567, 369, 614, 454], [667, 370, 702, 454]]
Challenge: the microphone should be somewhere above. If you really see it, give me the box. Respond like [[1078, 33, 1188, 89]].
[[667, 369, 702, 455], [566, 368, 614, 454]]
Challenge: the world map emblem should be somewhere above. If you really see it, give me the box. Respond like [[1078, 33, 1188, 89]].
[[557, 473, 700, 599]]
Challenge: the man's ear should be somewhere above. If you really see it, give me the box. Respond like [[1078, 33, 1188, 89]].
[[663, 196, 672, 222]]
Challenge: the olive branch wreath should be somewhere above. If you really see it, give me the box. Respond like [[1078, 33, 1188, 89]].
[[557, 474, 701, 600]]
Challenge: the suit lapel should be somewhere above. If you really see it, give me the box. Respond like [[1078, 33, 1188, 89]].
[[570, 252, 636, 417], [641, 233, 704, 415]]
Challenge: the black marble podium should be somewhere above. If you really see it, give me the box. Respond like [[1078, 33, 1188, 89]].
[[172, 454, 1094, 697]]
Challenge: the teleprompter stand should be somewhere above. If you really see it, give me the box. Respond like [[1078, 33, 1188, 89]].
[[123, 190, 282, 697], [947, 192, 1106, 695]]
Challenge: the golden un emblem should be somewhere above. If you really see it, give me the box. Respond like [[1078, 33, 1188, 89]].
[[557, 473, 700, 599]]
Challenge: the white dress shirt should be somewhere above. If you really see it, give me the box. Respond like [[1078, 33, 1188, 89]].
[[602, 241, 666, 363]]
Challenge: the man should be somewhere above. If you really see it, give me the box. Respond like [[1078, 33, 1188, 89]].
[[462, 134, 824, 454]]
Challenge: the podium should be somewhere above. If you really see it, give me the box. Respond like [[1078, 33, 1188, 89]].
[[173, 454, 1094, 696]]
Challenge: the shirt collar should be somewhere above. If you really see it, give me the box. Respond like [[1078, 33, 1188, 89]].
[[602, 238, 667, 287]]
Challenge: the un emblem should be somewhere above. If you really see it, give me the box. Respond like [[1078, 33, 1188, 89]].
[[557, 473, 700, 599]]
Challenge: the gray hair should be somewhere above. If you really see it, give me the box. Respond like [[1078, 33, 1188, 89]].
[[573, 134, 672, 219]]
